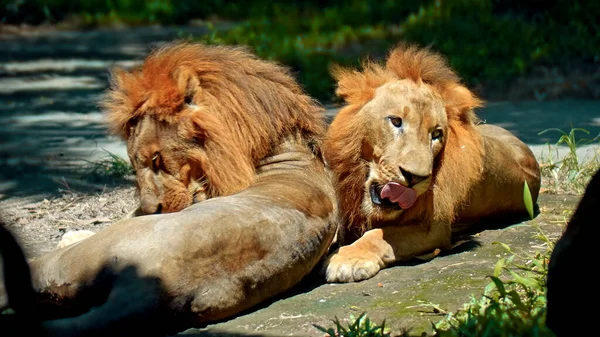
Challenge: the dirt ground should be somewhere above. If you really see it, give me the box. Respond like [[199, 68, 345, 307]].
[[0, 182, 138, 259]]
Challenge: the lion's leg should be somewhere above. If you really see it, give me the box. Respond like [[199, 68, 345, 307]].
[[23, 162, 338, 329], [324, 222, 451, 283]]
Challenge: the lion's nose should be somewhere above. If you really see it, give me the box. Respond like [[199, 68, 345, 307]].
[[141, 203, 161, 215], [140, 194, 162, 215], [399, 167, 430, 186]]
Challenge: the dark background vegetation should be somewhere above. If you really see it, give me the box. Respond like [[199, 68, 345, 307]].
[[2, 0, 599, 101]]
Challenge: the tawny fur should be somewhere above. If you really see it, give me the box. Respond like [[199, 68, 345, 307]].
[[325, 44, 484, 237]]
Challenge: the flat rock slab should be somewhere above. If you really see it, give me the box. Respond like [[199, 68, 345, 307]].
[[182, 193, 577, 337]]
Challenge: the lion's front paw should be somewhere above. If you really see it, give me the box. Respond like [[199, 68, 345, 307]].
[[323, 245, 384, 283]]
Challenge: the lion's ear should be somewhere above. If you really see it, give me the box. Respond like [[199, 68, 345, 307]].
[[174, 66, 201, 100], [445, 85, 483, 112], [332, 63, 390, 105], [444, 85, 484, 122]]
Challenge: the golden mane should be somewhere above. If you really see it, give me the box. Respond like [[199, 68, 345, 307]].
[[324, 43, 485, 235], [102, 41, 326, 197]]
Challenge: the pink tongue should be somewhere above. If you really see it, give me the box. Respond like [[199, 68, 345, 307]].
[[380, 182, 417, 209]]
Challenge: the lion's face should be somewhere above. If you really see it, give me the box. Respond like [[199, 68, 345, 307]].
[[126, 116, 207, 215], [358, 80, 448, 220]]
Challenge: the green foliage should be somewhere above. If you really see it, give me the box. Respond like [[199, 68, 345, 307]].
[[1, 308, 16, 315], [193, 1, 428, 100], [193, 0, 598, 101], [433, 225, 555, 337], [402, 1, 538, 84], [199, 18, 397, 101], [84, 149, 133, 182], [314, 312, 393, 337], [3, 0, 598, 100], [2, 0, 182, 25], [538, 127, 600, 194]]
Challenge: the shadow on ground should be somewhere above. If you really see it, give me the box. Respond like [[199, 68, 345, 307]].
[[0, 26, 212, 200]]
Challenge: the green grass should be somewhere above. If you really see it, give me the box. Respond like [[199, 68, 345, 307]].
[[538, 127, 600, 194], [83, 149, 133, 182], [193, 0, 599, 101], [432, 225, 554, 337], [197, 19, 398, 101], [314, 312, 395, 337]]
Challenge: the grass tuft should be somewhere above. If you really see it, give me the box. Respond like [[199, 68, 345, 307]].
[[538, 127, 600, 194], [314, 312, 394, 337], [83, 149, 134, 182], [432, 224, 555, 337]]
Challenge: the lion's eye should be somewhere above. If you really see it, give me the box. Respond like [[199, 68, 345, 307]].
[[387, 116, 403, 128], [151, 152, 160, 171], [184, 95, 193, 105], [432, 129, 443, 141]]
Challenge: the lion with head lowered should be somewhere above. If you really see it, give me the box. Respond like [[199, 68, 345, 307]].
[[0, 42, 338, 335]]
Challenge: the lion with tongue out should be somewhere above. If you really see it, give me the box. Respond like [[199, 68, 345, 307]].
[[322, 43, 541, 283]]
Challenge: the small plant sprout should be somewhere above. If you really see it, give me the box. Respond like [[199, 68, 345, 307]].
[[314, 312, 392, 337], [523, 181, 535, 220]]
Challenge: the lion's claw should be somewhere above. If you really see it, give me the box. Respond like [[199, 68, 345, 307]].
[[323, 246, 383, 283]]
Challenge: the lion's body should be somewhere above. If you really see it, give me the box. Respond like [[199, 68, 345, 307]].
[[456, 124, 541, 224], [28, 150, 336, 328], [0, 42, 338, 333], [323, 44, 541, 283]]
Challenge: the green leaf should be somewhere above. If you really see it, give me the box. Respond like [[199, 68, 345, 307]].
[[488, 276, 507, 297], [313, 324, 334, 335], [507, 290, 527, 310], [492, 241, 514, 254], [1, 308, 16, 315], [523, 181, 535, 220], [493, 257, 506, 278], [508, 270, 541, 289], [538, 127, 566, 136]]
